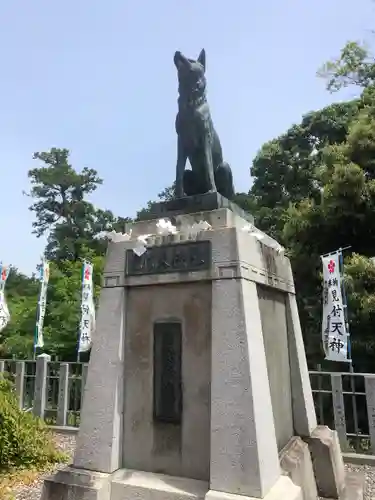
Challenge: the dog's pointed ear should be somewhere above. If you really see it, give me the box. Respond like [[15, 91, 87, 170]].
[[198, 49, 206, 71], [174, 51, 189, 69]]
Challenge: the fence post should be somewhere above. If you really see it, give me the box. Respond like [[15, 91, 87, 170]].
[[80, 363, 88, 411], [365, 375, 375, 454], [330, 373, 348, 450], [316, 364, 324, 424], [0, 360, 4, 375], [33, 353, 50, 419], [349, 365, 360, 452], [15, 361, 25, 409], [57, 363, 69, 426]]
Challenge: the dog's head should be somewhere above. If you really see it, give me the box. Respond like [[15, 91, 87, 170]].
[[174, 49, 206, 91]]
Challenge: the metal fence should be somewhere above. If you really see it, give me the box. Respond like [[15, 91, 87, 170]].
[[1, 357, 375, 454], [310, 367, 375, 454], [0, 356, 88, 428]]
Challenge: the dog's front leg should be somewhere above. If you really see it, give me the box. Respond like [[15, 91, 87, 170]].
[[175, 136, 187, 198], [204, 140, 217, 193]]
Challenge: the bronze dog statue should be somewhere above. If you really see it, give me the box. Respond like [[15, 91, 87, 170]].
[[174, 49, 235, 199]]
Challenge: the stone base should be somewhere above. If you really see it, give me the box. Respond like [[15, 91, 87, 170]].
[[41, 468, 208, 500], [280, 437, 318, 500], [111, 469, 208, 500], [147, 192, 254, 223], [40, 467, 111, 500], [41, 468, 302, 500], [205, 476, 302, 500], [42, 436, 364, 500]]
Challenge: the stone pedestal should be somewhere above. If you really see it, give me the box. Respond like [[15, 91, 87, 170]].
[[41, 203, 361, 500]]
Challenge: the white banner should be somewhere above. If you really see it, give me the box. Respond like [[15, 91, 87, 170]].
[[0, 265, 10, 332], [321, 252, 349, 362], [35, 260, 50, 349], [78, 262, 96, 353]]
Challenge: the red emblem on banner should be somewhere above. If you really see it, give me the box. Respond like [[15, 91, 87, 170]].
[[328, 260, 335, 274]]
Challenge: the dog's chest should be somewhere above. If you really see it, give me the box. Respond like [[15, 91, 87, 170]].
[[176, 105, 211, 149]]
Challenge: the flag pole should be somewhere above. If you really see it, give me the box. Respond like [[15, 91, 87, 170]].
[[77, 260, 85, 362], [33, 259, 43, 360], [321, 245, 351, 258], [338, 248, 352, 364]]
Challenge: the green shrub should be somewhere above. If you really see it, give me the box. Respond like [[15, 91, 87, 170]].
[[0, 377, 65, 471]]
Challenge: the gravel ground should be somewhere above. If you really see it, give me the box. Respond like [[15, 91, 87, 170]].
[[345, 463, 375, 500], [13, 432, 76, 500], [12, 433, 375, 500]]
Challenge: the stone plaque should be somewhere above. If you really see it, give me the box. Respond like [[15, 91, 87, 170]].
[[125, 240, 211, 276], [153, 322, 182, 424]]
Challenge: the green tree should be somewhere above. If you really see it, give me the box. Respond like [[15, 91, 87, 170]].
[[0, 268, 40, 359], [27, 148, 129, 262], [39, 249, 104, 360], [343, 254, 375, 371], [251, 101, 359, 206], [1, 250, 103, 360], [248, 100, 360, 241], [136, 182, 176, 220], [0, 148, 129, 360], [318, 41, 375, 92], [280, 85, 375, 368]]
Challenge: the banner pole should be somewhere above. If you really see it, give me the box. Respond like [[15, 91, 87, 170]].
[[338, 248, 352, 364], [77, 260, 85, 361], [34, 260, 43, 358], [321, 245, 351, 258]]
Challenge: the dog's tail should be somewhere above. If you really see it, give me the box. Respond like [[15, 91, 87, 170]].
[[215, 162, 235, 200]]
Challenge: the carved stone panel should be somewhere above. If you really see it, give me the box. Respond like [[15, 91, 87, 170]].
[[125, 241, 211, 276], [153, 321, 182, 424]]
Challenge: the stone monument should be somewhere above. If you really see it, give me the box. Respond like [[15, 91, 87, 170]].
[[41, 50, 364, 500]]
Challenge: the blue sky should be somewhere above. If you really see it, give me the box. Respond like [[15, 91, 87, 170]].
[[0, 0, 373, 275]]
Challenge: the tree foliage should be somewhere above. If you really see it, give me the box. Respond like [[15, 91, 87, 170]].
[[27, 148, 129, 262], [318, 41, 375, 92], [1, 149, 115, 360], [273, 84, 375, 367], [136, 182, 176, 220], [1, 252, 103, 360]]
